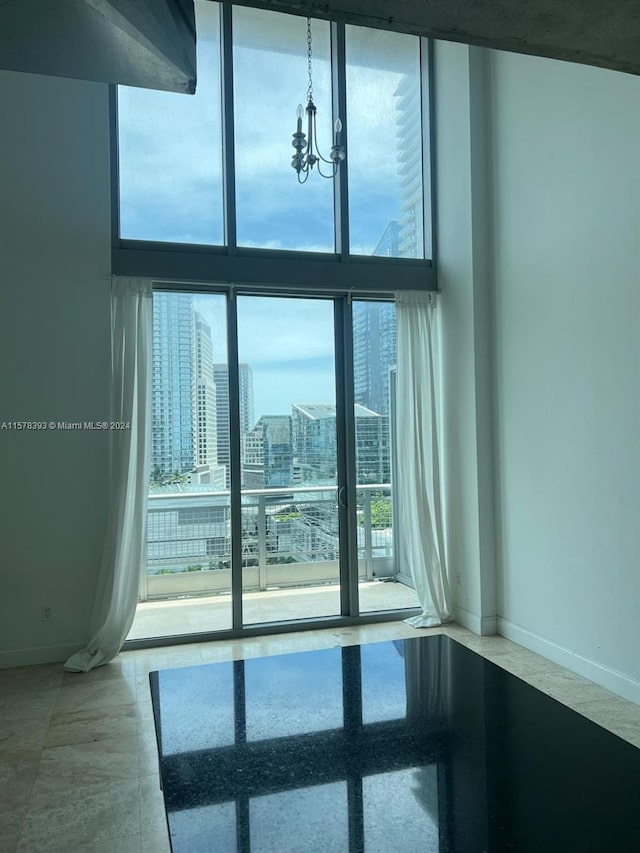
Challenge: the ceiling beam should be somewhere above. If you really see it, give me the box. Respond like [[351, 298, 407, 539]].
[[233, 0, 640, 76], [0, 0, 196, 92]]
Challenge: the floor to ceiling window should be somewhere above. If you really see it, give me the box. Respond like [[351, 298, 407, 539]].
[[116, 0, 434, 643], [128, 290, 418, 641], [238, 295, 341, 623], [353, 301, 420, 614], [131, 292, 234, 639]]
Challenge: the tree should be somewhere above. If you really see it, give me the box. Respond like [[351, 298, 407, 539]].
[[370, 499, 392, 529], [150, 468, 189, 488]]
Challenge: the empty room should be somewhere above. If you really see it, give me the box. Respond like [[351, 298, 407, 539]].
[[1, 1, 639, 850]]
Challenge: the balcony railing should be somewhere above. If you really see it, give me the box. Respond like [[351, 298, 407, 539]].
[[143, 484, 397, 601]]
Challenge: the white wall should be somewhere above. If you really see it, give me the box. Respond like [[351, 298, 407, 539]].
[[488, 52, 640, 700], [0, 70, 112, 666], [436, 42, 497, 636]]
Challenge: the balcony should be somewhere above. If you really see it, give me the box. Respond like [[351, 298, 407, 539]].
[[129, 484, 419, 640]]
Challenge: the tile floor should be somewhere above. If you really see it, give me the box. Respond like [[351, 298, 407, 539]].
[[2, 621, 640, 852], [127, 580, 420, 640]]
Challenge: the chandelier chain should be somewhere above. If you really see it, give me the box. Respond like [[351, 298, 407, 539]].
[[306, 17, 313, 103]]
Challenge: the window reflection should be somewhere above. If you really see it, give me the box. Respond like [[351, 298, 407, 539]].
[[363, 768, 439, 852], [153, 662, 235, 754], [151, 639, 449, 851], [360, 641, 408, 724], [251, 783, 348, 852], [169, 802, 237, 852], [245, 648, 344, 741]]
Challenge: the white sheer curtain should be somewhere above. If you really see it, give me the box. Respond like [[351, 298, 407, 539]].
[[395, 290, 451, 627], [65, 277, 152, 672]]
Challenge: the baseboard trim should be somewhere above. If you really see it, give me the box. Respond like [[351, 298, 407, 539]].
[[453, 606, 497, 636], [497, 618, 640, 705], [0, 643, 84, 669]]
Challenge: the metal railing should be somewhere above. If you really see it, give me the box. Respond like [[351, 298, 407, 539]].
[[144, 484, 394, 600]]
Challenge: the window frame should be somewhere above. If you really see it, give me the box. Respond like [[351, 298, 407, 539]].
[[110, 1, 437, 293]]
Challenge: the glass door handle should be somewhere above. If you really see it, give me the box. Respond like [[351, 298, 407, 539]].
[[338, 486, 347, 508]]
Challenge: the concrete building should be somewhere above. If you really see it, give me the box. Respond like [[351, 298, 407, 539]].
[[193, 310, 218, 470], [292, 403, 390, 484], [213, 362, 255, 486], [147, 488, 230, 573], [242, 415, 293, 488]]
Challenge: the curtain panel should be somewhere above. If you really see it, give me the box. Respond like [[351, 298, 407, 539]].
[[395, 291, 451, 628], [64, 277, 152, 672]]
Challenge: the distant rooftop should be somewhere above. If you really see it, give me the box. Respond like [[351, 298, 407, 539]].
[[293, 403, 381, 419]]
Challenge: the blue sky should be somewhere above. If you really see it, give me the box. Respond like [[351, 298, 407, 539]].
[[194, 293, 336, 418]]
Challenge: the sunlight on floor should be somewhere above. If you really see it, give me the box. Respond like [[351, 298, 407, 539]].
[[128, 580, 419, 640]]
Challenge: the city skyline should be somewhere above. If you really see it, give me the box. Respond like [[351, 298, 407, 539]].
[[151, 292, 395, 489]]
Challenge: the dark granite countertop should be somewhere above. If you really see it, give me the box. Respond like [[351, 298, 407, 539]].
[[150, 635, 640, 852]]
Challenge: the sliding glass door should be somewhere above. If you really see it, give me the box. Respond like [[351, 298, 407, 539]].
[[128, 288, 418, 642], [237, 296, 342, 623], [353, 300, 420, 613], [130, 292, 233, 640]]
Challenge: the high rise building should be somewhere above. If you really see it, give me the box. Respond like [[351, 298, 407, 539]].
[[242, 415, 293, 488], [193, 311, 218, 468], [151, 292, 195, 477], [239, 364, 255, 436], [213, 363, 255, 486]]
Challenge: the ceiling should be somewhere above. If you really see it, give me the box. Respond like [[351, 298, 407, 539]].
[[0, 0, 637, 93], [235, 0, 640, 76]]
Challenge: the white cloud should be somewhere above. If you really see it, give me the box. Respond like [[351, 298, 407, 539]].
[[238, 296, 335, 364], [192, 292, 337, 419], [193, 294, 336, 367]]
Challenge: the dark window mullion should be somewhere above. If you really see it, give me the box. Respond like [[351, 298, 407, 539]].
[[227, 290, 243, 629], [221, 2, 238, 253], [331, 22, 350, 256], [335, 297, 359, 618], [425, 38, 438, 270]]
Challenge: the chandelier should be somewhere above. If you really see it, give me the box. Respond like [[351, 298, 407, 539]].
[[291, 18, 345, 182]]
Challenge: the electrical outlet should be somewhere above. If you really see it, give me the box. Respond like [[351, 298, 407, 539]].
[[41, 606, 53, 622], [455, 572, 462, 588]]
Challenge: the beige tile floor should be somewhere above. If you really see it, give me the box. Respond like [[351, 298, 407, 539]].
[[128, 580, 420, 640], [2, 621, 640, 852]]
